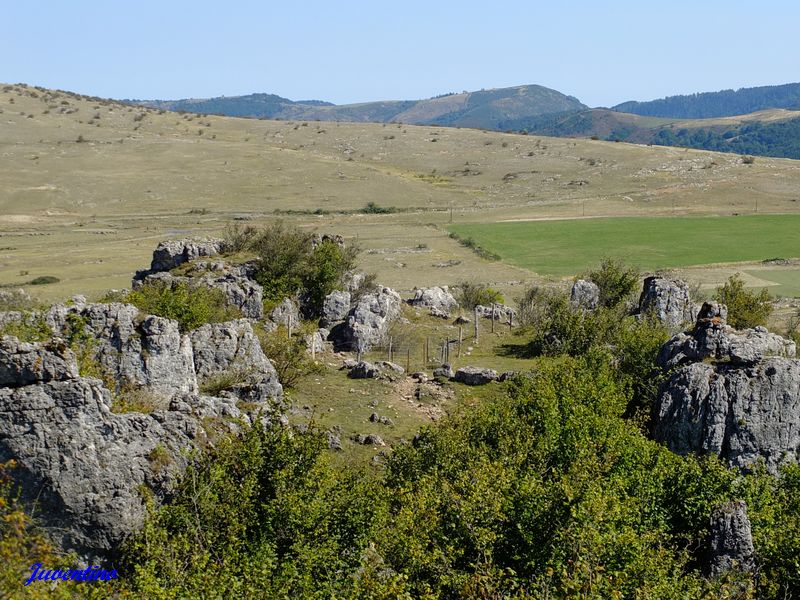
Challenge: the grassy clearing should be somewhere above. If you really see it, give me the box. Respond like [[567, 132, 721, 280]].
[[449, 215, 800, 281]]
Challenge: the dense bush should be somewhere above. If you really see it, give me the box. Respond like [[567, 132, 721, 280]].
[[125, 280, 240, 333], [256, 324, 323, 389], [225, 221, 359, 314], [114, 354, 800, 597], [714, 274, 773, 329], [457, 281, 505, 310], [585, 258, 639, 309]]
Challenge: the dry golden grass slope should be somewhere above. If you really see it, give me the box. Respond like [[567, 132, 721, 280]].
[[2, 82, 800, 303]]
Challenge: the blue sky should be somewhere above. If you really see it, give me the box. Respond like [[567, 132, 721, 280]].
[[4, 1, 798, 107]]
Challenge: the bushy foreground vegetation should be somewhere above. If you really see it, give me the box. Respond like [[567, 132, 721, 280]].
[[109, 352, 799, 598]]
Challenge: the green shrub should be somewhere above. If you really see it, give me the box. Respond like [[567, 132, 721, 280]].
[[124, 280, 240, 333], [256, 324, 323, 389], [584, 258, 639, 308], [0, 313, 51, 342], [457, 282, 505, 310], [714, 274, 773, 329], [28, 275, 60, 286], [361, 201, 397, 214]]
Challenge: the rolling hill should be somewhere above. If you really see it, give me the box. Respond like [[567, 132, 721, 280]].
[[136, 84, 587, 129]]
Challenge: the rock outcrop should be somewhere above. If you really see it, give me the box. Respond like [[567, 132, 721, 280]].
[[637, 276, 697, 332], [0, 337, 78, 386], [347, 361, 382, 379], [190, 320, 282, 401], [321, 290, 351, 328], [707, 501, 755, 577], [653, 302, 800, 473], [407, 286, 459, 316], [331, 286, 402, 351], [46, 302, 198, 397], [570, 279, 600, 310], [0, 337, 246, 561], [139, 237, 227, 276], [454, 366, 499, 386]]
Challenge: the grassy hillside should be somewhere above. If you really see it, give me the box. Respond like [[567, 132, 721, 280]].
[[2, 82, 800, 304], [613, 81, 800, 118], [136, 84, 587, 128]]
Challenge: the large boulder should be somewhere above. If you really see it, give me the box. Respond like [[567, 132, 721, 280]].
[[347, 361, 382, 379], [269, 297, 301, 327], [0, 339, 245, 562], [707, 501, 755, 577], [454, 366, 499, 386], [637, 276, 697, 332], [190, 320, 282, 401], [0, 337, 78, 386], [657, 302, 795, 369], [407, 286, 459, 315], [144, 237, 227, 275], [653, 302, 800, 473], [331, 286, 402, 352], [569, 279, 600, 311], [320, 290, 351, 328], [46, 302, 198, 397]]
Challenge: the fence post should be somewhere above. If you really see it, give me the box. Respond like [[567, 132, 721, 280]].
[[458, 326, 463, 357], [388, 337, 393, 363], [287, 314, 292, 340], [406, 348, 410, 373], [474, 306, 479, 341], [491, 303, 496, 333]]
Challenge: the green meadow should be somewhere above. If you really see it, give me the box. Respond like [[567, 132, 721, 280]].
[[449, 214, 800, 278]]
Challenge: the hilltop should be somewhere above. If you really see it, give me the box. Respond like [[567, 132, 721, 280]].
[[138, 84, 587, 129]]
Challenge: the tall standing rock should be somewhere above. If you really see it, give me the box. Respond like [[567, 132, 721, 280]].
[[570, 279, 600, 311], [331, 286, 402, 352], [707, 501, 755, 577], [653, 302, 800, 473], [637, 276, 698, 332]]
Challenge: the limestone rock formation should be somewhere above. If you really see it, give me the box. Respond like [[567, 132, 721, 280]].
[[653, 302, 800, 473], [46, 302, 198, 397], [0, 338, 246, 561], [190, 320, 282, 401], [707, 501, 755, 577], [570, 279, 600, 310], [347, 361, 382, 379], [144, 237, 227, 275], [0, 337, 78, 386], [454, 366, 499, 386], [637, 276, 697, 332], [269, 297, 301, 327], [321, 290, 351, 328], [407, 286, 459, 316], [331, 286, 402, 351]]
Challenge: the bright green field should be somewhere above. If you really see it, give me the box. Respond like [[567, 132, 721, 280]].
[[449, 215, 800, 277]]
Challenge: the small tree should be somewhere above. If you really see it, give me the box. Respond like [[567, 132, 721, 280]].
[[585, 259, 639, 309], [713, 274, 772, 329], [457, 282, 504, 310]]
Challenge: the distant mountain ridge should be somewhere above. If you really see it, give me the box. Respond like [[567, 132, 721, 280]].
[[612, 82, 800, 119], [137, 84, 587, 129]]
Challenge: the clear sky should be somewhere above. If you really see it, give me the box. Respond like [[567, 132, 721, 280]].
[[3, 0, 798, 107]]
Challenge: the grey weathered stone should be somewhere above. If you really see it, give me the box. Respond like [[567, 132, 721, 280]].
[[433, 364, 455, 380], [638, 276, 697, 332], [707, 501, 755, 577], [190, 320, 282, 401], [46, 302, 198, 397], [570, 279, 600, 310], [378, 361, 404, 374], [407, 286, 459, 315], [327, 432, 343, 451], [147, 237, 227, 274], [475, 304, 517, 324], [348, 361, 382, 379], [657, 302, 795, 369], [269, 297, 300, 327], [0, 376, 233, 561], [321, 290, 351, 328], [354, 433, 385, 446], [454, 366, 499, 386], [653, 359, 800, 472], [0, 337, 78, 386], [332, 286, 402, 351], [653, 302, 800, 473]]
